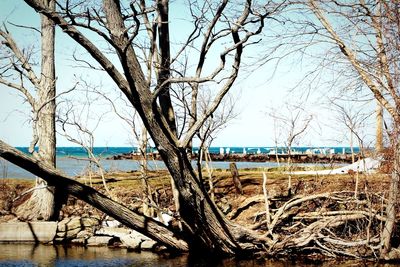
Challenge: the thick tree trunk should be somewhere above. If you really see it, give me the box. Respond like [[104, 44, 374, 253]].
[[16, 0, 61, 221], [0, 140, 188, 251], [103, 1, 259, 254], [154, 144, 261, 255]]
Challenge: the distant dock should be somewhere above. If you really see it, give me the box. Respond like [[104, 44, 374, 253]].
[[108, 150, 359, 163], [206, 152, 357, 163]]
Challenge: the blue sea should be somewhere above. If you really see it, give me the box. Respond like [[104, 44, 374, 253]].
[[1, 146, 358, 179], [15, 146, 359, 157]]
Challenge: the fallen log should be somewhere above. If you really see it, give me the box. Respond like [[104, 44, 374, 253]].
[[0, 140, 188, 251]]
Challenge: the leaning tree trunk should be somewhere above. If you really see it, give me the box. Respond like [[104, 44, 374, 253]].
[[16, 0, 60, 221]]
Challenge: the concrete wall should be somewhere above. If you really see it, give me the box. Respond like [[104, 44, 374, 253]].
[[0, 222, 57, 242]]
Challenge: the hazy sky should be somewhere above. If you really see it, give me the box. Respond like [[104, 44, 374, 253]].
[[0, 1, 376, 148]]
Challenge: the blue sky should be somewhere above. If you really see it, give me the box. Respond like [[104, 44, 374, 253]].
[[0, 0, 376, 148]]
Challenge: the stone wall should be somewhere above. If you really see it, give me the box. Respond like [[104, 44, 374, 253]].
[[55, 216, 161, 251]]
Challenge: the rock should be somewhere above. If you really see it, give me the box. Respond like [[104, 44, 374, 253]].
[[95, 227, 130, 237], [119, 235, 141, 250], [154, 213, 173, 226], [76, 229, 93, 239], [57, 217, 82, 232], [56, 227, 81, 239], [140, 240, 157, 250], [81, 217, 100, 228], [384, 248, 400, 261], [56, 217, 100, 241], [102, 219, 120, 228], [87, 236, 114, 246], [92, 226, 156, 250]]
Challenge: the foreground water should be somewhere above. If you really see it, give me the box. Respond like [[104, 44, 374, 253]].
[[0, 243, 391, 267]]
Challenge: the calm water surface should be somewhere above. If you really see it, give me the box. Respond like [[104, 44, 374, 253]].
[[0, 244, 395, 267]]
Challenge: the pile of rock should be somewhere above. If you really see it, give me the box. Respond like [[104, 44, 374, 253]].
[[55, 216, 100, 244], [55, 216, 162, 251]]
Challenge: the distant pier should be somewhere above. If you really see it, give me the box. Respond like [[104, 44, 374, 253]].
[[108, 151, 359, 163], [206, 153, 357, 164]]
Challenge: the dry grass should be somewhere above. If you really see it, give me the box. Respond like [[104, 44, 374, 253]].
[[0, 169, 391, 225]]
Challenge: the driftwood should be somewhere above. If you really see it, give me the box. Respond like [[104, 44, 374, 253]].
[[230, 185, 390, 258]]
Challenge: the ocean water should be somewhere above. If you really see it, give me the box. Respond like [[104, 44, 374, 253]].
[[16, 146, 360, 157], [1, 146, 358, 179]]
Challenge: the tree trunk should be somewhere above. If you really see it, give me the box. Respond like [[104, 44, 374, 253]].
[[140, 126, 154, 217], [376, 100, 384, 154], [230, 162, 243, 195], [16, 0, 61, 221], [154, 144, 260, 255], [381, 135, 400, 257]]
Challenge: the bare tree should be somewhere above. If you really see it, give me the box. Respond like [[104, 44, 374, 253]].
[[94, 87, 159, 218], [56, 94, 113, 197], [13, 0, 273, 255], [268, 101, 313, 195], [196, 92, 237, 201], [305, 0, 400, 257], [331, 100, 373, 197], [0, 0, 65, 221]]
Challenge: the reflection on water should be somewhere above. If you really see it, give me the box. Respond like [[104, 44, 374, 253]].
[[0, 243, 395, 267], [0, 244, 188, 267]]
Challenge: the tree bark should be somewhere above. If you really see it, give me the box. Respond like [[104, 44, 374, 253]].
[[16, 0, 61, 221], [155, 146, 260, 254]]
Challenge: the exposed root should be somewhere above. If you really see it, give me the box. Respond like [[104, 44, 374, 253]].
[[230, 190, 391, 259]]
